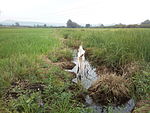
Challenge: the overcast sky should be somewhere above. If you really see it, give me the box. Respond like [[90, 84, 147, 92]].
[[0, 0, 150, 25]]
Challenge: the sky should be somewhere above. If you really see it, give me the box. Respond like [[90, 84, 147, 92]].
[[0, 0, 150, 25]]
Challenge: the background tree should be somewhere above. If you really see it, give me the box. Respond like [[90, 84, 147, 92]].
[[100, 24, 104, 27], [44, 24, 47, 27], [66, 19, 81, 28], [141, 19, 150, 25], [15, 22, 20, 27], [85, 24, 90, 28], [140, 19, 150, 28]]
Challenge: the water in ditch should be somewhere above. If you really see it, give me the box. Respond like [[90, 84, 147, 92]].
[[67, 46, 135, 113]]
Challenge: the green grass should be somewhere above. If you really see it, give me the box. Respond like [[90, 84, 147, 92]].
[[0, 28, 87, 113], [0, 28, 61, 96], [58, 28, 150, 66], [0, 27, 150, 113], [48, 48, 73, 62], [57, 28, 150, 110], [0, 28, 60, 58]]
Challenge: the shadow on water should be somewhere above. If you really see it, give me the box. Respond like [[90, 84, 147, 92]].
[[67, 46, 135, 113]]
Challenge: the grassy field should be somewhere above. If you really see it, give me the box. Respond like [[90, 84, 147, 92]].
[[58, 28, 150, 96], [0, 28, 150, 113], [0, 28, 87, 113]]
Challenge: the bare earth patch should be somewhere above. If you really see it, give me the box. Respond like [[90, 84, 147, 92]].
[[42, 55, 75, 70]]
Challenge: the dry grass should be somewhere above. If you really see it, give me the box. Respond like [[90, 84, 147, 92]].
[[88, 74, 132, 105], [42, 55, 75, 69], [95, 62, 140, 78], [133, 99, 150, 113]]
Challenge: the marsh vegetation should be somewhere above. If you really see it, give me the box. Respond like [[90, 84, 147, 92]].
[[0, 28, 150, 113]]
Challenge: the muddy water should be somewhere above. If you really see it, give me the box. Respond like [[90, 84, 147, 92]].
[[68, 47, 135, 113]]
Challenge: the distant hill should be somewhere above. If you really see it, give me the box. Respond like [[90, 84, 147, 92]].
[[0, 20, 65, 26]]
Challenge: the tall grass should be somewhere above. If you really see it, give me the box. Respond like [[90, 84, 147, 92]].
[[0, 28, 60, 58], [58, 28, 150, 102], [59, 28, 150, 66], [0, 28, 150, 112], [0, 28, 87, 113], [0, 28, 61, 96]]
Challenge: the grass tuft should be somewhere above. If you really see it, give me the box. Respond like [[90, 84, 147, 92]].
[[88, 74, 132, 105]]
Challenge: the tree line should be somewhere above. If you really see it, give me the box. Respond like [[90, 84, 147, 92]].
[[1, 19, 150, 28], [66, 19, 150, 28]]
